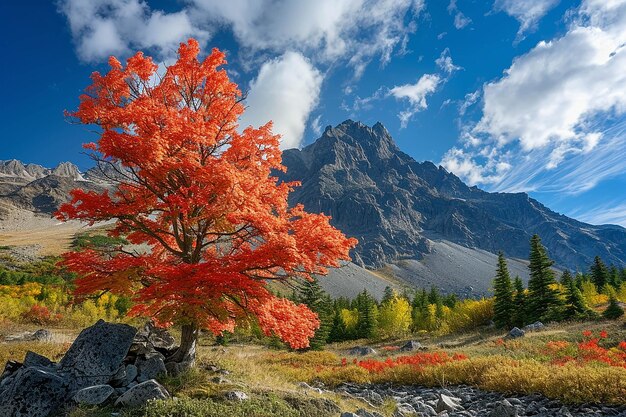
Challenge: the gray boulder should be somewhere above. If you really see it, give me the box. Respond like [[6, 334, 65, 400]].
[[0, 367, 68, 417], [114, 379, 170, 407], [59, 319, 137, 390], [436, 394, 464, 413], [489, 400, 518, 417], [23, 351, 53, 368], [73, 384, 114, 405], [225, 390, 250, 401], [523, 321, 545, 332], [137, 356, 167, 382], [110, 364, 138, 388], [349, 346, 377, 356], [394, 403, 417, 416], [355, 409, 384, 417], [400, 340, 424, 352], [31, 329, 52, 341], [135, 321, 178, 351], [506, 327, 525, 339]]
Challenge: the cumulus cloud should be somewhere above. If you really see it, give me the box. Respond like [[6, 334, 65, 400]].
[[444, 0, 626, 198], [58, 0, 208, 62], [494, 0, 560, 39], [238, 52, 322, 149], [390, 74, 441, 127], [187, 0, 424, 77]]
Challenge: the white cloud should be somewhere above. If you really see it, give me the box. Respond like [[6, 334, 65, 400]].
[[459, 90, 480, 116], [436, 48, 462, 74], [494, 0, 560, 39], [571, 201, 626, 227], [390, 74, 441, 127], [58, 0, 209, 62], [311, 115, 323, 137], [448, 0, 472, 29], [187, 0, 424, 77], [238, 52, 322, 150]]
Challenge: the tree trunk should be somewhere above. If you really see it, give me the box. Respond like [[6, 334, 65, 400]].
[[167, 322, 198, 367]]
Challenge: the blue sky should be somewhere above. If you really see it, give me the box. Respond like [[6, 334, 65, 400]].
[[2, 0, 626, 227]]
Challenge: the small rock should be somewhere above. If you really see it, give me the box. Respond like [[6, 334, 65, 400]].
[[488, 400, 518, 417], [341, 413, 359, 417], [134, 321, 178, 351], [505, 327, 525, 339], [523, 321, 545, 332], [436, 394, 464, 413], [224, 390, 249, 401], [400, 340, 424, 352], [394, 402, 417, 416], [110, 364, 138, 387], [355, 409, 384, 417], [31, 329, 52, 341], [165, 361, 185, 378], [114, 379, 170, 407], [211, 376, 232, 385], [73, 384, 115, 405], [349, 346, 377, 356]]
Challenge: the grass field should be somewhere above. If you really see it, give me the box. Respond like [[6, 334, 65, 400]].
[[1, 318, 625, 416]]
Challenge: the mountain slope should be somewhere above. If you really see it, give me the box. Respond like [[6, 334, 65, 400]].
[[280, 120, 626, 293]]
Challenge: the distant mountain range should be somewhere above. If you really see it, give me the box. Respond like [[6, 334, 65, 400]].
[[2, 120, 625, 298]]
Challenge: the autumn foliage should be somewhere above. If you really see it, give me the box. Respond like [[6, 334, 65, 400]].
[[56, 39, 357, 350]]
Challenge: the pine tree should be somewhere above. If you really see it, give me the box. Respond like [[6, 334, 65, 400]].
[[298, 278, 333, 349], [428, 286, 442, 306], [493, 252, 514, 328], [527, 234, 563, 323], [512, 276, 526, 327], [328, 309, 348, 342], [563, 278, 593, 320], [603, 295, 624, 320], [590, 256, 609, 291], [560, 270, 574, 287], [381, 286, 396, 305], [608, 265, 622, 288], [355, 289, 378, 339]]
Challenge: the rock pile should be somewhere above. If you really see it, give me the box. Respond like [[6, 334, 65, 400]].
[[0, 319, 180, 417], [337, 383, 626, 416]]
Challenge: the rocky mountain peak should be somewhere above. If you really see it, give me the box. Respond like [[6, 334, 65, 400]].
[[51, 162, 85, 181]]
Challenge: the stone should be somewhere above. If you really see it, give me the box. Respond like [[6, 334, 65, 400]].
[[0, 367, 68, 417], [349, 346, 377, 356], [31, 329, 52, 341], [394, 403, 417, 416], [110, 364, 138, 388], [136, 356, 167, 382], [114, 379, 170, 407], [135, 321, 178, 351], [211, 375, 232, 385], [506, 327, 525, 339], [488, 400, 518, 417], [59, 319, 137, 390], [341, 414, 359, 417], [225, 390, 249, 401], [355, 409, 384, 417], [23, 351, 53, 368], [523, 321, 545, 332], [165, 361, 187, 377], [400, 340, 425, 352], [73, 384, 115, 405], [436, 394, 464, 413]]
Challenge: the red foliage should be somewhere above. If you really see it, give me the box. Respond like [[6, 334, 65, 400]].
[[21, 305, 62, 325], [356, 351, 468, 373], [544, 331, 626, 368], [55, 39, 357, 349]]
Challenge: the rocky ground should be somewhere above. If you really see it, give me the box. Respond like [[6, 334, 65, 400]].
[[336, 383, 626, 417]]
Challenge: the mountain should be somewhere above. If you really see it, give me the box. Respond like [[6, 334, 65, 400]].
[[0, 160, 109, 216], [280, 120, 626, 294]]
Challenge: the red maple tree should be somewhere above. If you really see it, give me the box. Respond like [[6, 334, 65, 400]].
[[56, 39, 357, 365]]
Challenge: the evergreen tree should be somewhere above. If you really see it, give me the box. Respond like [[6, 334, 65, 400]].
[[560, 270, 573, 287], [428, 286, 442, 306], [328, 309, 348, 342], [298, 278, 333, 349], [590, 256, 609, 291], [443, 293, 458, 308], [603, 295, 624, 320], [512, 276, 526, 327], [608, 265, 622, 288], [527, 234, 563, 322], [563, 278, 593, 320], [355, 289, 378, 339], [381, 286, 396, 305], [493, 252, 514, 328]]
